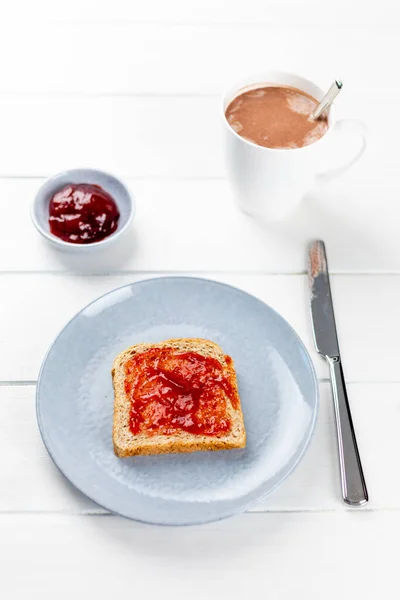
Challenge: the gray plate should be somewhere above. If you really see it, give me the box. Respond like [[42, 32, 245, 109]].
[[37, 277, 318, 525]]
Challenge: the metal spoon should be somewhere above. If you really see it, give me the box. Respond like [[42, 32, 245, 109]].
[[311, 79, 343, 120]]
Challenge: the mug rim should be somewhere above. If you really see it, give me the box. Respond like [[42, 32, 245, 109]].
[[221, 70, 336, 153]]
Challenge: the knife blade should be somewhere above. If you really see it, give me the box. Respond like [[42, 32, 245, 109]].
[[309, 240, 339, 358], [308, 240, 368, 506]]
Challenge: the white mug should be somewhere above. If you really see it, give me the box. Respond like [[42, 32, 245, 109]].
[[222, 71, 367, 221]]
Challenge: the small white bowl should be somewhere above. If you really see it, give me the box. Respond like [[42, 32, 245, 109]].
[[31, 168, 135, 252]]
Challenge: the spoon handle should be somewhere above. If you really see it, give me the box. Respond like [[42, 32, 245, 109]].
[[312, 80, 343, 120]]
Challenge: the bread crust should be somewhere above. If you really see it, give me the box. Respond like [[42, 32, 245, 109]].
[[112, 338, 246, 457]]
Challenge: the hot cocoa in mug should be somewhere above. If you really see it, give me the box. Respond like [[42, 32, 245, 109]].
[[222, 72, 367, 221], [225, 85, 328, 150]]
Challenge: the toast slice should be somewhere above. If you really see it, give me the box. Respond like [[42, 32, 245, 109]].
[[112, 338, 246, 457]]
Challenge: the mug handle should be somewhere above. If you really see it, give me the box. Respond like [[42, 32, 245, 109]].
[[316, 119, 367, 183]]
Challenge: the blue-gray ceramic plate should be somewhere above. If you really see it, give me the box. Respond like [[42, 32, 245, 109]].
[[37, 277, 318, 525]]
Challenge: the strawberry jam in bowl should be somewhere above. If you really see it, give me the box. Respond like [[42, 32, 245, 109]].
[[31, 168, 135, 252], [49, 183, 120, 244]]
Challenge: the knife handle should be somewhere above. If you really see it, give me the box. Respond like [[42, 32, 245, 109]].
[[327, 357, 369, 506]]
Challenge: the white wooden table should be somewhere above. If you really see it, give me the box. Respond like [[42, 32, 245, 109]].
[[1, 1, 399, 598]]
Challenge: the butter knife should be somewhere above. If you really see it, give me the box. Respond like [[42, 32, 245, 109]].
[[308, 240, 368, 506]]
